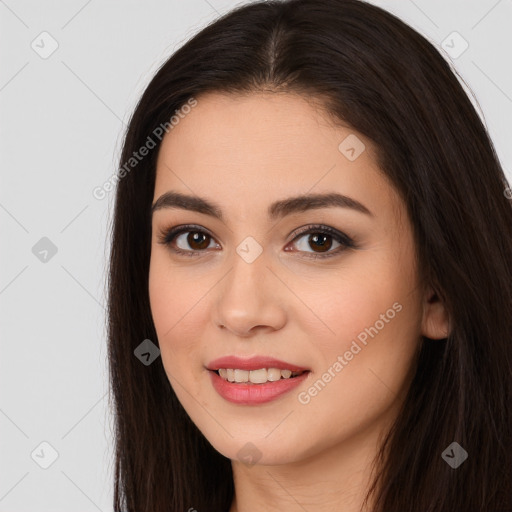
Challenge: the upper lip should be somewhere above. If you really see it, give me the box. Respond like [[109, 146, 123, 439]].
[[207, 355, 310, 372]]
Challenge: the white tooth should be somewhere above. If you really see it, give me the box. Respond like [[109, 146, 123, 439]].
[[219, 367, 301, 383], [267, 368, 282, 381], [234, 369, 249, 382], [249, 368, 268, 383]]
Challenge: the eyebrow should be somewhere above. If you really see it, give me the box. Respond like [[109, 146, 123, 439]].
[[151, 191, 373, 221]]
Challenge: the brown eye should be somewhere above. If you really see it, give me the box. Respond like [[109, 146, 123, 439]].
[[181, 231, 211, 251], [157, 225, 219, 257], [305, 233, 333, 253], [287, 225, 355, 259]]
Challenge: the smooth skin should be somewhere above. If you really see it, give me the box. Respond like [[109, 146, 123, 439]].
[[148, 91, 450, 512]]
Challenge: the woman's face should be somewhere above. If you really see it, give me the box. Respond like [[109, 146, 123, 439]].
[[149, 91, 447, 466]]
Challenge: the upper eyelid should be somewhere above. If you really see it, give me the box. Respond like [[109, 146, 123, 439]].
[[159, 223, 344, 240]]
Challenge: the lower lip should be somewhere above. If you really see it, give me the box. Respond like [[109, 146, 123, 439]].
[[208, 370, 310, 405]]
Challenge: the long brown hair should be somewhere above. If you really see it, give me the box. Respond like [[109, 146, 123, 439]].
[[106, 1, 512, 510]]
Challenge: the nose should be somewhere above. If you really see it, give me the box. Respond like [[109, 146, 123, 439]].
[[212, 247, 287, 338]]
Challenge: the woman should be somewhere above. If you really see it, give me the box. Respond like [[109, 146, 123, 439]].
[[106, 0, 512, 510]]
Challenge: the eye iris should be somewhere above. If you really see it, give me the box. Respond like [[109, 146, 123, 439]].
[[188, 232, 210, 250], [308, 233, 332, 252]]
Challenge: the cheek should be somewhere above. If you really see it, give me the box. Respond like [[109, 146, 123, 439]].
[[302, 267, 396, 349], [149, 250, 207, 331], [148, 256, 174, 338], [306, 255, 420, 387], [294, 290, 420, 454], [148, 254, 207, 372]]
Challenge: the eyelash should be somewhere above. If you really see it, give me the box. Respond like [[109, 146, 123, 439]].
[[157, 223, 356, 260]]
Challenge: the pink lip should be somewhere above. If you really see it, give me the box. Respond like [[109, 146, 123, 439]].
[[206, 355, 309, 372], [208, 369, 310, 405]]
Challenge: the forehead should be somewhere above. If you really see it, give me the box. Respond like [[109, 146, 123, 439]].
[[154, 91, 402, 228]]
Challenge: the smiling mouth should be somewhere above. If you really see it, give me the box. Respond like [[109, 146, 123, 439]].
[[212, 368, 309, 384]]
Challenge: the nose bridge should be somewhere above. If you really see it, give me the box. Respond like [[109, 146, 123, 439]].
[[224, 236, 269, 304], [213, 235, 286, 335]]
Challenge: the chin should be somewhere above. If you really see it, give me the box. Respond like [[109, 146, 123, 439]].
[[201, 430, 305, 467]]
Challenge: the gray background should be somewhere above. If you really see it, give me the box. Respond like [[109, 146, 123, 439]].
[[1, 0, 511, 510]]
